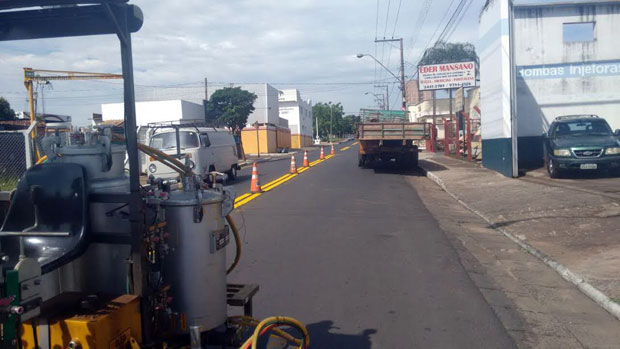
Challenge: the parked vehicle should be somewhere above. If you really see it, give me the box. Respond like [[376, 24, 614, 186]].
[[543, 115, 620, 178], [147, 124, 240, 181], [356, 121, 431, 169]]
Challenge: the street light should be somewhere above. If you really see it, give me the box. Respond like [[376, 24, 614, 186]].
[[357, 45, 406, 111], [365, 92, 385, 110]]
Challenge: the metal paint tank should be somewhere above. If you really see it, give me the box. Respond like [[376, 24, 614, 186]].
[[162, 189, 229, 332]]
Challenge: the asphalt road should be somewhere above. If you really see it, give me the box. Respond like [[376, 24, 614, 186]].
[[227, 141, 514, 348], [227, 147, 328, 198]]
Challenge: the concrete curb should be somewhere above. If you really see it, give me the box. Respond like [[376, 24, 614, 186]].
[[419, 165, 620, 322]]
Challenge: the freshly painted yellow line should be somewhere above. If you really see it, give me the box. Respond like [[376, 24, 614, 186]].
[[262, 174, 293, 191], [234, 193, 261, 208], [234, 192, 251, 203], [236, 153, 332, 207], [262, 173, 292, 188], [341, 146, 350, 151], [263, 173, 298, 192]]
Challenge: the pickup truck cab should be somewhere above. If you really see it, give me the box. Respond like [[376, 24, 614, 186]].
[[543, 115, 620, 178], [147, 126, 239, 181]]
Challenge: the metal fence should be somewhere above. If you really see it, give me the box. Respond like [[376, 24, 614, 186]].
[[0, 128, 34, 191], [441, 112, 480, 162]]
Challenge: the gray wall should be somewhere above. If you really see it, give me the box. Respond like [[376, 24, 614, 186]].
[[515, 3, 620, 134]]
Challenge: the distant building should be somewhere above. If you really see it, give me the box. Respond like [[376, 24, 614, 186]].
[[278, 89, 313, 148], [405, 80, 433, 105], [407, 88, 480, 139], [101, 99, 204, 126], [208, 83, 282, 127]]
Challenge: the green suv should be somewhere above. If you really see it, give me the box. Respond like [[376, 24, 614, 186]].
[[543, 115, 620, 178]]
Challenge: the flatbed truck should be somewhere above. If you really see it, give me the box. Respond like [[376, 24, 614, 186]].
[[356, 121, 431, 168]]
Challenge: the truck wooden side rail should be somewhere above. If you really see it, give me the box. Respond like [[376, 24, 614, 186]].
[[356, 122, 431, 168]]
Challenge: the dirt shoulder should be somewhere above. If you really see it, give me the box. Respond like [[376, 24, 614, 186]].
[[408, 173, 620, 347]]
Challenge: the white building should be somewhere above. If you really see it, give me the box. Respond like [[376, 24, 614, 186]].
[[479, 0, 620, 176], [208, 83, 281, 127], [101, 99, 204, 125], [278, 89, 313, 148]]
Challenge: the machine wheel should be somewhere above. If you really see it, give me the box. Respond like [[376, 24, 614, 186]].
[[546, 158, 561, 178], [227, 166, 237, 180], [358, 153, 365, 167]]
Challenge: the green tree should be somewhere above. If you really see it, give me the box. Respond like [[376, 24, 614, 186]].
[[204, 87, 257, 135], [312, 102, 344, 140], [341, 115, 360, 135], [419, 41, 479, 75], [0, 97, 16, 121]]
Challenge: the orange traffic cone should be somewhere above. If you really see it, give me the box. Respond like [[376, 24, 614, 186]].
[[290, 155, 297, 174], [250, 162, 262, 193], [320, 147, 325, 160], [330, 144, 335, 155], [303, 151, 310, 167]]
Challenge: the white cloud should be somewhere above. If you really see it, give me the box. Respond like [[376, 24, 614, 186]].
[[0, 0, 483, 123]]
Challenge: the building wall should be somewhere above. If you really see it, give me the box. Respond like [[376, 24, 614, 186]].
[[276, 127, 291, 149], [241, 126, 278, 154], [513, 2, 620, 168], [101, 100, 204, 126], [478, 0, 515, 177], [278, 89, 313, 143], [515, 3, 620, 133], [291, 134, 313, 149], [405, 80, 433, 105], [407, 90, 479, 123], [209, 84, 280, 126]]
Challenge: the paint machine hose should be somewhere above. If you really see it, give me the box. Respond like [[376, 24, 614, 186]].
[[226, 215, 242, 275], [241, 316, 310, 349], [230, 316, 309, 349], [228, 316, 301, 345], [111, 133, 191, 176]]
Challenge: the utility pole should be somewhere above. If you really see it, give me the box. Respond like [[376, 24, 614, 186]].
[[330, 104, 333, 142], [374, 84, 389, 110], [204, 77, 208, 100], [374, 38, 406, 110]]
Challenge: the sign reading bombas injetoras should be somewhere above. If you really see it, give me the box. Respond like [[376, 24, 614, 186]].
[[418, 61, 476, 91]]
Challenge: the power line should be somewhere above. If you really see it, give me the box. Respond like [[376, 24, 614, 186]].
[[410, 0, 458, 67], [391, 0, 403, 38], [435, 0, 468, 44], [407, 0, 434, 53], [443, 0, 474, 42]]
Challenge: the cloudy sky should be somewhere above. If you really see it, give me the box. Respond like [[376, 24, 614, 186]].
[[0, 0, 489, 125]]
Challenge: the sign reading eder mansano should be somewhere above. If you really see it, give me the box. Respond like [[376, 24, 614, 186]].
[[418, 61, 476, 90]]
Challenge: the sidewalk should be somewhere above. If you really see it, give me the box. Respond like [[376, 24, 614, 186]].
[[418, 153, 620, 317]]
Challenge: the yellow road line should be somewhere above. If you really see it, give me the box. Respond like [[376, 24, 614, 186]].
[[325, 154, 334, 159], [263, 173, 298, 192], [341, 146, 350, 151], [262, 173, 291, 188], [234, 192, 251, 203], [352, 141, 359, 145], [235, 154, 328, 207], [234, 193, 261, 208], [262, 174, 293, 191]]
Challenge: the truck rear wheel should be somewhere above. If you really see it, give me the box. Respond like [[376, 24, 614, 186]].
[[358, 153, 365, 167]]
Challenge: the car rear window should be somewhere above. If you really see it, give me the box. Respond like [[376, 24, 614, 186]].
[[149, 131, 200, 150], [552, 120, 611, 137]]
